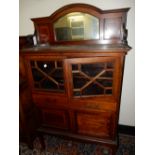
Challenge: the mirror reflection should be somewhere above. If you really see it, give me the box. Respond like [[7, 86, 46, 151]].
[[54, 12, 99, 41]]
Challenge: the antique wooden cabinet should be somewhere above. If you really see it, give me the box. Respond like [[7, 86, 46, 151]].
[[20, 4, 131, 154]]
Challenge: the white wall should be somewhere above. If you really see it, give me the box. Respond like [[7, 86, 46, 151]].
[[19, 0, 135, 126]]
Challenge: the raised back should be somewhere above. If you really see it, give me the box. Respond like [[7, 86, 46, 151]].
[[31, 3, 130, 45]]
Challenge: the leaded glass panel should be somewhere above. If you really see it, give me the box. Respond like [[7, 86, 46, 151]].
[[72, 61, 114, 97], [30, 60, 64, 92]]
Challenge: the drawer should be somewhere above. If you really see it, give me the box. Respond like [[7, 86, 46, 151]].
[[41, 109, 69, 130], [75, 110, 114, 139], [32, 93, 68, 108]]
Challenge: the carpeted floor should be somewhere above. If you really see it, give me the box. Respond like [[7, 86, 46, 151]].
[[20, 134, 135, 155]]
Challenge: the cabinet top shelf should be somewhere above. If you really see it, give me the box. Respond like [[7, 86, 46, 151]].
[[20, 44, 131, 53]]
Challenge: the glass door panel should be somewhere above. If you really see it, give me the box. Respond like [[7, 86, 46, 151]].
[[30, 60, 65, 92], [70, 58, 116, 97]]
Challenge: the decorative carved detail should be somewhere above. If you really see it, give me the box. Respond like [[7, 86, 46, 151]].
[[122, 23, 128, 44]]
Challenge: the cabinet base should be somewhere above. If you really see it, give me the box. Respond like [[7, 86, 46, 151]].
[[36, 127, 118, 155]]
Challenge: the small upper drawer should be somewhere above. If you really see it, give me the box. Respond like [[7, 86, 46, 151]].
[[32, 93, 68, 108]]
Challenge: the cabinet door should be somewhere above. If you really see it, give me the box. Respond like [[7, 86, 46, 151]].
[[41, 109, 69, 130], [65, 57, 121, 101], [26, 57, 66, 93], [75, 110, 114, 138]]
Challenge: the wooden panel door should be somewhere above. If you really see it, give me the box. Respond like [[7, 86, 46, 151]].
[[41, 109, 69, 130], [75, 110, 115, 139]]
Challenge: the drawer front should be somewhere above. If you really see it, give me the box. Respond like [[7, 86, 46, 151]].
[[41, 109, 69, 130], [32, 94, 68, 108], [75, 110, 114, 139]]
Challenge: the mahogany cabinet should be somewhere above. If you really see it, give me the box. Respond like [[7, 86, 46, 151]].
[[20, 4, 131, 154]]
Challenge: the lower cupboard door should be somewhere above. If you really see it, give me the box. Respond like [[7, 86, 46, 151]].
[[75, 111, 114, 139], [41, 109, 69, 130]]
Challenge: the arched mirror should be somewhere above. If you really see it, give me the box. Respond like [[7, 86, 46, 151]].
[[54, 12, 99, 41]]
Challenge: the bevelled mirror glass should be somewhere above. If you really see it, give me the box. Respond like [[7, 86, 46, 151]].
[[54, 12, 99, 41]]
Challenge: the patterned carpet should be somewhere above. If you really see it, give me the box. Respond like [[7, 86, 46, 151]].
[[20, 134, 135, 155]]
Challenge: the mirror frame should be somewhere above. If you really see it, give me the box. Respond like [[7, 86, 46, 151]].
[[31, 3, 130, 45]]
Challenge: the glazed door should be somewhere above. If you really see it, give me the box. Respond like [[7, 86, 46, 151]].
[[64, 56, 121, 138], [65, 56, 122, 102], [26, 56, 66, 93], [25, 56, 70, 130]]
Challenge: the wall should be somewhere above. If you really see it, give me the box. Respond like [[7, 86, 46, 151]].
[[19, 0, 135, 126]]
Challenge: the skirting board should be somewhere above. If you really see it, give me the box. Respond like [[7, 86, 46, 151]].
[[118, 124, 135, 136]]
